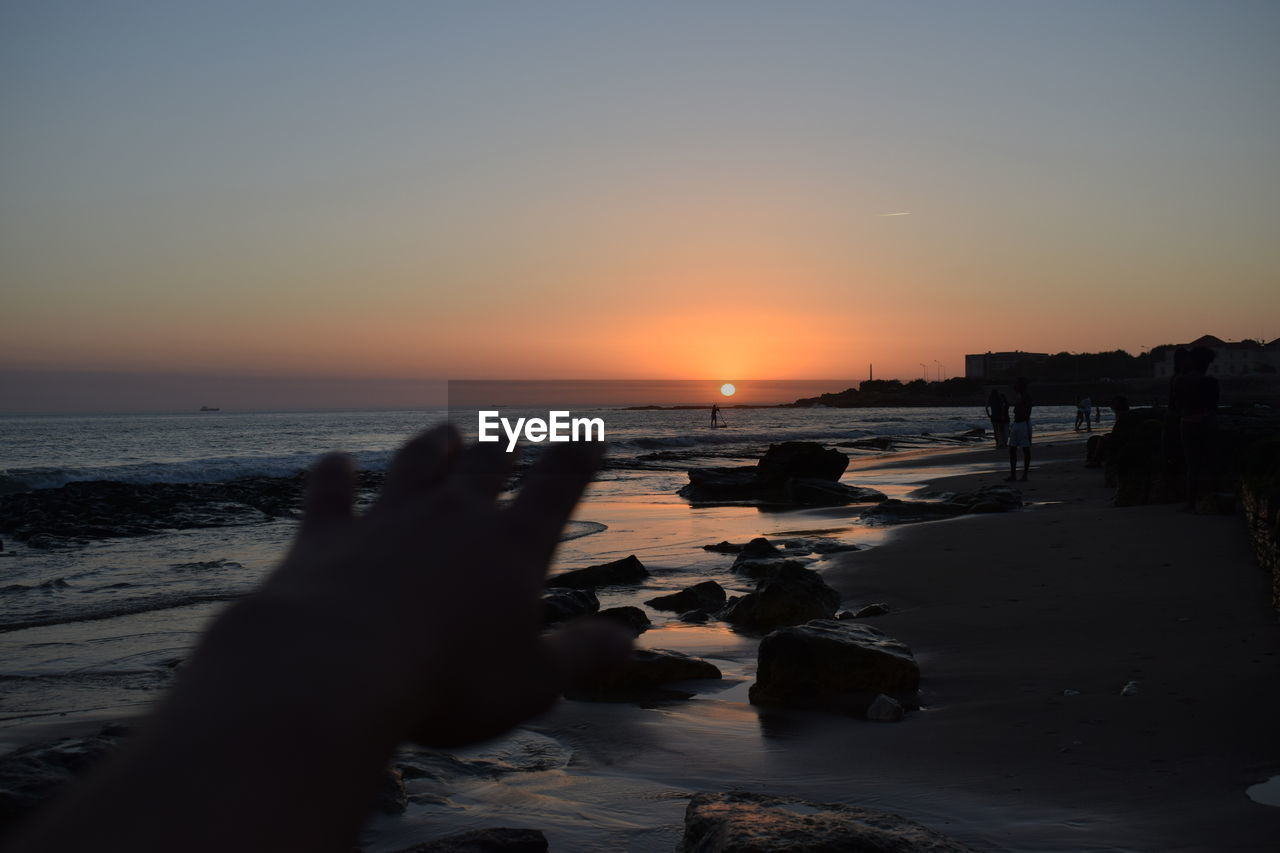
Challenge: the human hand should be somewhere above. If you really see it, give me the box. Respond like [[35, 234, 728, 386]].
[[201, 424, 632, 749]]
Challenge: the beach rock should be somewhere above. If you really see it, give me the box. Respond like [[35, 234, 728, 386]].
[[396, 827, 548, 852], [756, 442, 849, 485], [721, 563, 840, 631], [645, 581, 726, 613], [0, 724, 128, 833], [703, 540, 745, 554], [680, 467, 762, 501], [731, 558, 809, 581], [679, 443, 859, 504], [732, 538, 782, 564], [679, 609, 710, 623], [565, 648, 721, 700], [749, 620, 920, 714], [0, 473, 391, 546], [596, 606, 650, 634], [680, 791, 980, 852], [784, 478, 886, 506], [542, 588, 599, 624], [805, 540, 863, 555], [546, 555, 648, 589], [852, 602, 890, 618], [859, 485, 1022, 524], [865, 694, 905, 722]]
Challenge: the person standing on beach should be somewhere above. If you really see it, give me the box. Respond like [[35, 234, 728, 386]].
[[1006, 377, 1032, 481], [710, 403, 722, 427], [985, 388, 1010, 449], [1074, 395, 1092, 431]]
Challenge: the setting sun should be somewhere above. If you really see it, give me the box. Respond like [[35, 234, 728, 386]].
[[720, 383, 736, 397]]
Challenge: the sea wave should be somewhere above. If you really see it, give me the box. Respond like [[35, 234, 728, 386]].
[[0, 591, 245, 634], [0, 449, 397, 491], [610, 426, 874, 451], [559, 520, 608, 542]]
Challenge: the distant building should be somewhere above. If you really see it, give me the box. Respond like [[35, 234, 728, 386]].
[[1153, 335, 1280, 378], [964, 351, 1049, 380]]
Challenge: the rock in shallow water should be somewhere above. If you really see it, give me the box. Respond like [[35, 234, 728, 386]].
[[565, 648, 721, 701], [545, 555, 648, 589], [859, 485, 1022, 525], [596, 605, 651, 634], [721, 563, 840, 632], [749, 620, 920, 715], [865, 693, 905, 722], [542, 588, 599, 624], [679, 791, 980, 852], [645, 581, 726, 613], [679, 442, 883, 505]]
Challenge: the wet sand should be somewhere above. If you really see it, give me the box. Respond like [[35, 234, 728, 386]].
[[6, 433, 1278, 851], [823, 438, 1280, 850]]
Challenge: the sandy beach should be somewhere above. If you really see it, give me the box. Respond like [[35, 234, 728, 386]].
[[3, 421, 1278, 852], [817, 438, 1280, 850]]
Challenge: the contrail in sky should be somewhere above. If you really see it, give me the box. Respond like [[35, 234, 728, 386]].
[[877, 212, 912, 217]]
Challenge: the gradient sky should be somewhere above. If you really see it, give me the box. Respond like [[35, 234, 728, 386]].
[[2, 1, 1278, 411]]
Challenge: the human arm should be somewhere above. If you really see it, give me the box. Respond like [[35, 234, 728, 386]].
[[8, 426, 631, 852]]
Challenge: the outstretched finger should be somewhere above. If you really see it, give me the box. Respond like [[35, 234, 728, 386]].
[[447, 440, 516, 505], [504, 442, 604, 567], [299, 452, 356, 538], [376, 423, 461, 514]]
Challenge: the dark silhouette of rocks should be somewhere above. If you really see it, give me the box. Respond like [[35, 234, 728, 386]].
[[596, 606, 651, 635], [749, 620, 920, 716], [545, 555, 648, 589], [645, 581, 726, 613], [858, 485, 1022, 524], [679, 442, 884, 505], [721, 563, 840, 631], [541, 588, 599, 625], [731, 537, 782, 564], [679, 791, 980, 852], [565, 649, 721, 701]]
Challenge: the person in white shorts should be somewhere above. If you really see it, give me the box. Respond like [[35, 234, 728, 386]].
[[1006, 377, 1032, 481]]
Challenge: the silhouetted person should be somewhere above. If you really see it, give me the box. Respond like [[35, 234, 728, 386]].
[[1074, 395, 1092, 431], [1005, 377, 1032, 481], [1172, 346, 1220, 511], [985, 388, 1010, 449], [7, 427, 632, 852], [710, 403, 722, 426]]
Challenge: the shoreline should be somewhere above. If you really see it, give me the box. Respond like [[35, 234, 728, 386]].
[[824, 436, 1280, 849], [4, 431, 1277, 850]]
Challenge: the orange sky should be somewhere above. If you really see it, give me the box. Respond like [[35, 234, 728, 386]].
[[3, 3, 1278, 411]]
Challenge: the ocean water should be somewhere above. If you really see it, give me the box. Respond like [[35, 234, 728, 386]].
[[0, 405, 1086, 849]]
